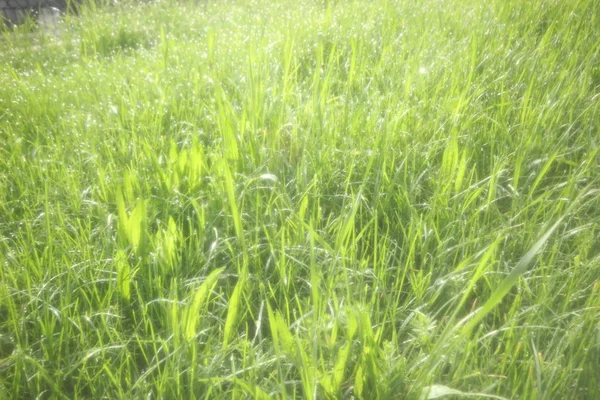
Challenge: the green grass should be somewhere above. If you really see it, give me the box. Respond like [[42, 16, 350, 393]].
[[1, 0, 599, 398]]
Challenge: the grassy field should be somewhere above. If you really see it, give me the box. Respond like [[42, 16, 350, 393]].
[[1, 0, 599, 398]]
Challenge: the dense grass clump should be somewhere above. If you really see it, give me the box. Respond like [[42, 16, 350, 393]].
[[1, 0, 599, 398]]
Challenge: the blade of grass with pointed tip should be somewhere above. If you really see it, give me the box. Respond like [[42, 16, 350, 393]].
[[115, 249, 132, 303], [183, 267, 225, 342], [129, 199, 147, 257], [116, 189, 129, 246], [461, 217, 564, 336], [128, 200, 143, 249], [274, 311, 296, 359], [221, 159, 246, 254], [222, 271, 246, 349]]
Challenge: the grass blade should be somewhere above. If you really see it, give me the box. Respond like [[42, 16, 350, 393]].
[[461, 217, 565, 335], [222, 272, 246, 349], [183, 267, 225, 342]]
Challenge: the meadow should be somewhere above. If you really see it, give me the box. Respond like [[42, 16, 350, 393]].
[[1, 0, 599, 398]]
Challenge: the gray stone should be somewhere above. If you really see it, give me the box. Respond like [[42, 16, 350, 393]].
[[38, 6, 60, 29], [3, 9, 17, 21], [2, 0, 76, 25]]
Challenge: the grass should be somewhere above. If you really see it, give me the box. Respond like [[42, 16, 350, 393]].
[[1, 0, 599, 398]]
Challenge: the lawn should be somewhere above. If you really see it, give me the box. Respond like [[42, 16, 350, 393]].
[[1, 0, 599, 398]]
